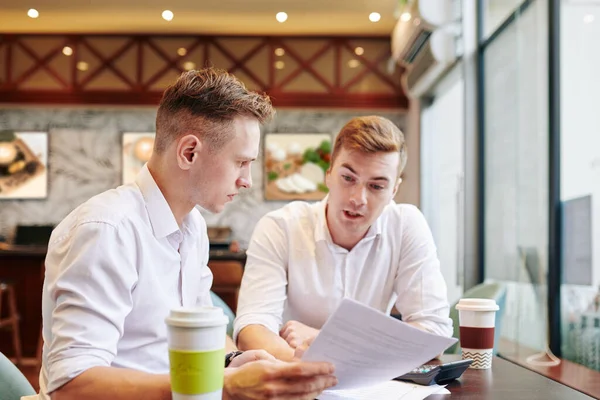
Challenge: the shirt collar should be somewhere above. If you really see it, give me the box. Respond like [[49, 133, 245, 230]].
[[315, 196, 385, 244], [135, 164, 183, 239]]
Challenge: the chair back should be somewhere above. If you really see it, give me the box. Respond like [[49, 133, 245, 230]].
[[446, 281, 507, 355], [0, 352, 36, 400], [210, 291, 235, 337]]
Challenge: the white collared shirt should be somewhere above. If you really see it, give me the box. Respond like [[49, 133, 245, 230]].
[[234, 199, 453, 341], [39, 165, 213, 398]]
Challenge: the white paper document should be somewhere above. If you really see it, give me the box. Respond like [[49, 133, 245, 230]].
[[302, 298, 457, 390], [318, 381, 450, 400]]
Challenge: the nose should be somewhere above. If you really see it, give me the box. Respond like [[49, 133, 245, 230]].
[[237, 169, 252, 189], [349, 185, 367, 207]]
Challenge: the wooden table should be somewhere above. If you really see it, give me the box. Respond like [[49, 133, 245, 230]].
[[426, 355, 594, 399]]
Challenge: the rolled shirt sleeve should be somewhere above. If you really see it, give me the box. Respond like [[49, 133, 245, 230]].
[[44, 220, 138, 393], [393, 205, 453, 337], [233, 215, 289, 342]]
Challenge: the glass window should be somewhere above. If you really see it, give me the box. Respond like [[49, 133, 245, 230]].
[[560, 0, 600, 370], [483, 0, 549, 353], [481, 0, 529, 40]]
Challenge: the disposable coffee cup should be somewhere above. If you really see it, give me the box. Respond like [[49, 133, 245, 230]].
[[455, 298, 499, 369], [166, 307, 229, 400]]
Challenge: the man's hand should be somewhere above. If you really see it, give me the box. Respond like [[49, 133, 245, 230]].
[[223, 360, 337, 400], [279, 321, 319, 349], [228, 350, 276, 368], [292, 337, 315, 361]]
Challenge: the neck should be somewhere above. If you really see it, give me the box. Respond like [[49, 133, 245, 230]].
[[325, 204, 368, 251], [147, 157, 194, 227]]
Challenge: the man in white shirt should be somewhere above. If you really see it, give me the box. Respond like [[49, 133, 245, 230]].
[[234, 116, 453, 361], [41, 68, 336, 400]]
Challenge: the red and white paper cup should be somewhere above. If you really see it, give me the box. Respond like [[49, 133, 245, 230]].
[[455, 298, 499, 369]]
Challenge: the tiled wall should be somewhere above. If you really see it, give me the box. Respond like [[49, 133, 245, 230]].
[[0, 107, 406, 247]]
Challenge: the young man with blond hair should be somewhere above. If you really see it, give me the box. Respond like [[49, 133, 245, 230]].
[[234, 116, 453, 361], [40, 68, 336, 400]]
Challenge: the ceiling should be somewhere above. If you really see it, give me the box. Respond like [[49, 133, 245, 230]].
[[0, 0, 399, 36]]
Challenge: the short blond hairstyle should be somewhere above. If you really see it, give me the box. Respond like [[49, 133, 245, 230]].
[[155, 68, 274, 153], [331, 116, 407, 176]]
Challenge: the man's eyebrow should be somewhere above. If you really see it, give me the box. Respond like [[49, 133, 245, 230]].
[[341, 163, 389, 182]]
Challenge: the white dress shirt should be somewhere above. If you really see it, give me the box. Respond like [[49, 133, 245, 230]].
[[234, 199, 452, 341], [39, 165, 213, 399]]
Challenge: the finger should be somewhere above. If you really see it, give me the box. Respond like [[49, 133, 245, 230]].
[[253, 350, 277, 361], [288, 338, 298, 349], [279, 322, 293, 338], [263, 375, 338, 397], [267, 361, 335, 380]]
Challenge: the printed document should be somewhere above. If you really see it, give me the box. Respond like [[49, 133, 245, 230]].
[[302, 298, 457, 390], [318, 381, 450, 400]]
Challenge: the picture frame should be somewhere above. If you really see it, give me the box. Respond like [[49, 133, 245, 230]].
[[0, 131, 48, 199], [122, 132, 155, 185], [263, 133, 332, 201]]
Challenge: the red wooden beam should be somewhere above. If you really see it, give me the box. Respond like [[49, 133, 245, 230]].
[[0, 90, 408, 109], [211, 40, 267, 90], [228, 38, 269, 76], [143, 37, 203, 90], [13, 38, 70, 88], [341, 42, 402, 93], [273, 39, 334, 92], [79, 37, 136, 88], [275, 41, 333, 91]]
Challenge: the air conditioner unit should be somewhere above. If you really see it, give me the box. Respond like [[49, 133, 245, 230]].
[[391, 0, 461, 98]]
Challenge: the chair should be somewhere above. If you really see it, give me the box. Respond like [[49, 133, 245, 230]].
[[445, 281, 507, 355], [0, 281, 22, 366], [210, 291, 235, 338], [0, 351, 36, 400]]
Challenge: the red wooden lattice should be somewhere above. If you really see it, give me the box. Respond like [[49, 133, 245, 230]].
[[0, 34, 408, 109]]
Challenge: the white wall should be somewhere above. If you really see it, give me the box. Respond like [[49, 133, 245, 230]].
[[420, 67, 465, 305]]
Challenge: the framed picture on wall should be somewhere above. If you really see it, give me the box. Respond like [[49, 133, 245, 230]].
[[264, 133, 332, 201], [122, 132, 155, 185], [0, 130, 48, 199]]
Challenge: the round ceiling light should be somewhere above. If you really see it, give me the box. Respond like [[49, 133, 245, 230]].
[[162, 10, 174, 21], [27, 9, 39, 19], [369, 12, 381, 22], [276, 12, 288, 23], [62, 46, 73, 56]]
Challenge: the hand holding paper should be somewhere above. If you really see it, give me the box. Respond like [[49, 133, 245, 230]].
[[301, 298, 457, 390]]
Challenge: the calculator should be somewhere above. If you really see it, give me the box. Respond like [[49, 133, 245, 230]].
[[394, 359, 473, 386]]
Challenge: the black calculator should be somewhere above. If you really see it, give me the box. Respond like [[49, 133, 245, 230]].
[[394, 359, 473, 386]]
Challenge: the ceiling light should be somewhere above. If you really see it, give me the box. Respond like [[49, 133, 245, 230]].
[[162, 10, 174, 21], [27, 9, 39, 18], [347, 59, 360, 69], [183, 61, 196, 71], [76, 61, 89, 72], [354, 47, 364, 56], [369, 12, 381, 22], [62, 46, 73, 56], [274, 48, 285, 56], [177, 47, 187, 56], [400, 12, 411, 22], [274, 61, 285, 70], [276, 12, 288, 23], [584, 14, 595, 23]]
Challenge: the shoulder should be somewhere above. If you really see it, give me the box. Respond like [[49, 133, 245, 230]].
[[379, 202, 432, 237], [253, 201, 318, 236], [50, 184, 145, 244]]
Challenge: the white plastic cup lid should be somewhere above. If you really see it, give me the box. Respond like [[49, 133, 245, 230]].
[[455, 298, 499, 312], [165, 306, 229, 328]]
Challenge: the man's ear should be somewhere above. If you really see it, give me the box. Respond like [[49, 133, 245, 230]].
[[176, 134, 202, 170], [392, 177, 403, 196]]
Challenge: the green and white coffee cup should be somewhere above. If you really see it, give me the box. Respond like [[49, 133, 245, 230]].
[[166, 307, 229, 400]]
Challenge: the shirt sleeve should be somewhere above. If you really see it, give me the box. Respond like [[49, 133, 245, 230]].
[[233, 215, 289, 342], [393, 205, 453, 337], [44, 220, 138, 393]]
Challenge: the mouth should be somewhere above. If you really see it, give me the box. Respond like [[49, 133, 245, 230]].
[[227, 194, 237, 201], [343, 210, 363, 220]]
